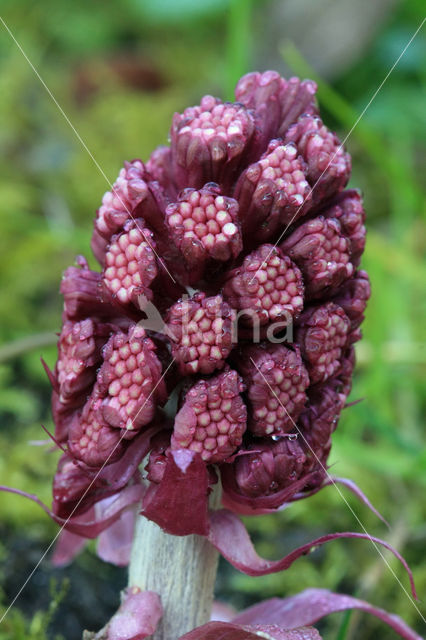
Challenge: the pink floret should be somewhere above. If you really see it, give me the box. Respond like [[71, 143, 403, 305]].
[[166, 292, 235, 375], [296, 303, 351, 384], [237, 344, 309, 436], [171, 368, 247, 463], [223, 244, 304, 327], [280, 216, 354, 298], [103, 219, 158, 307], [96, 325, 166, 433]]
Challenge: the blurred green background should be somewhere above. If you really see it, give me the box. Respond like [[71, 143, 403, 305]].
[[0, 0, 425, 638]]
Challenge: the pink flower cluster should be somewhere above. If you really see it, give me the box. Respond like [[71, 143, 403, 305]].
[[46, 71, 370, 534]]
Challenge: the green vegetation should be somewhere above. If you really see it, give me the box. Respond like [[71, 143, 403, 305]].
[[0, 576, 67, 640], [0, 0, 424, 637]]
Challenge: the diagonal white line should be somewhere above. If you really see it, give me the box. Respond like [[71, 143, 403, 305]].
[[0, 357, 175, 625], [0, 15, 176, 284], [248, 15, 426, 286], [249, 357, 425, 622]]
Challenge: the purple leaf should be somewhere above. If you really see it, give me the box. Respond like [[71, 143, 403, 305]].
[[96, 424, 162, 491], [0, 483, 144, 538], [207, 509, 417, 599], [233, 589, 423, 640], [97, 507, 136, 566], [107, 588, 162, 640], [179, 621, 322, 639], [0, 423, 158, 537], [221, 488, 291, 515], [222, 473, 388, 522], [221, 464, 319, 512], [51, 527, 88, 567], [324, 476, 389, 526], [142, 449, 210, 535]]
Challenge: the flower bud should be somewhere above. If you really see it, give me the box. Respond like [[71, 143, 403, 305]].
[[300, 382, 346, 453], [235, 71, 318, 142], [280, 216, 354, 298], [102, 218, 158, 308], [223, 244, 304, 328], [332, 346, 356, 398], [235, 140, 312, 242], [298, 378, 348, 486], [237, 344, 309, 436], [331, 270, 370, 333], [285, 115, 351, 202], [166, 291, 235, 375], [91, 160, 157, 264], [165, 183, 242, 282], [171, 368, 247, 463], [170, 96, 256, 190], [146, 145, 172, 192], [60, 256, 124, 323], [296, 303, 351, 384], [68, 397, 127, 467], [97, 324, 166, 432], [55, 318, 114, 407], [233, 437, 306, 499], [322, 189, 366, 266]]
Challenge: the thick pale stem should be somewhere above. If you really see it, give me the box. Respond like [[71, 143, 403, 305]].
[[128, 487, 221, 639]]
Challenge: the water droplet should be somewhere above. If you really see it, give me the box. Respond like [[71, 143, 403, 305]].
[[271, 434, 281, 441], [287, 433, 298, 441]]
